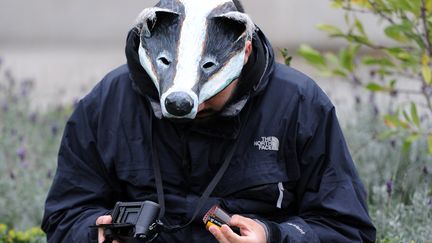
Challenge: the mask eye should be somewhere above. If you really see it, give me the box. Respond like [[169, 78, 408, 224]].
[[157, 56, 172, 67], [201, 58, 219, 72], [203, 62, 216, 69]]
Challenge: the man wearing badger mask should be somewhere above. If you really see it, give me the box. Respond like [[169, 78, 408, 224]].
[[42, 0, 376, 242]]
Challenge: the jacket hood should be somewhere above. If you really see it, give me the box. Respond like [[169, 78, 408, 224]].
[[125, 26, 275, 119]]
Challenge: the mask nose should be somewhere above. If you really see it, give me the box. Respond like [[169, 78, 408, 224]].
[[164, 92, 194, 117]]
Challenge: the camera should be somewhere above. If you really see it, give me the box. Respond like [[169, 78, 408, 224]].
[[93, 201, 161, 243]]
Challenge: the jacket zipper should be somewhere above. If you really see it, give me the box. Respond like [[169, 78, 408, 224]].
[[277, 182, 284, 209]]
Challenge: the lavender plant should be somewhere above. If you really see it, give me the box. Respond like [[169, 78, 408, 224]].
[[343, 106, 432, 241], [0, 58, 71, 236]]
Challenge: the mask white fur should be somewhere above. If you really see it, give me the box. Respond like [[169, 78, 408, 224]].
[[136, 0, 255, 119]]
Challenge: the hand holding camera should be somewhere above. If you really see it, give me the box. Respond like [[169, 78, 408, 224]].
[[95, 202, 266, 243], [94, 201, 161, 243]]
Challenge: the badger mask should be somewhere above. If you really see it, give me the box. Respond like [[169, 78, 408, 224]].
[[136, 0, 255, 119]]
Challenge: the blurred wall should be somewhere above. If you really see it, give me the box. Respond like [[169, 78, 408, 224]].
[[0, 0, 384, 111], [0, 0, 385, 49]]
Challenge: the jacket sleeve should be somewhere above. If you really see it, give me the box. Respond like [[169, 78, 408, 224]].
[[262, 100, 376, 242], [41, 85, 117, 242]]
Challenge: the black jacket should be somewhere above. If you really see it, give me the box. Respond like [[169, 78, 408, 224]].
[[42, 28, 376, 242]]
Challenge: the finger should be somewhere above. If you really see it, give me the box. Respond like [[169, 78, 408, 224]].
[[230, 215, 255, 227], [96, 215, 113, 225], [96, 216, 112, 243], [220, 224, 244, 242], [229, 215, 267, 242], [209, 225, 229, 243]]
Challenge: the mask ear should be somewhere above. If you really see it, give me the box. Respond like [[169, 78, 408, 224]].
[[135, 7, 179, 38], [213, 11, 256, 41]]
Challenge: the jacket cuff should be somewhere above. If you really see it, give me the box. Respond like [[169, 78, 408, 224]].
[[259, 217, 318, 243], [259, 220, 282, 242]]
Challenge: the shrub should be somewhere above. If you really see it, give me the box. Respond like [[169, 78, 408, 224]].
[[0, 224, 45, 243], [0, 58, 71, 234], [343, 106, 432, 241], [291, 0, 432, 240], [297, 0, 432, 154]]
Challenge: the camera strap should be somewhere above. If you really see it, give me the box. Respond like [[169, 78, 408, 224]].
[[149, 102, 253, 234]]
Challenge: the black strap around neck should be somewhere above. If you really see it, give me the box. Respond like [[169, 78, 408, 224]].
[[149, 103, 252, 233], [151, 136, 241, 233]]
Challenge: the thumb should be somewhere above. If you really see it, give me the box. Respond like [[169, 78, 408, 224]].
[[96, 215, 113, 225], [96, 215, 113, 243]]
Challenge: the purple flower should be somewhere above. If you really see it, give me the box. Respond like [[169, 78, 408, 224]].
[[1, 101, 8, 112], [51, 124, 59, 136], [29, 112, 38, 124], [355, 96, 361, 105], [9, 171, 15, 180], [47, 170, 53, 179], [5, 69, 15, 85], [390, 140, 396, 148], [386, 180, 393, 196], [16, 146, 26, 161], [373, 105, 379, 116], [18, 79, 33, 97]]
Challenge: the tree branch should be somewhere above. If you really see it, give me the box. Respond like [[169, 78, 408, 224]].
[[367, 0, 397, 25], [421, 0, 432, 56]]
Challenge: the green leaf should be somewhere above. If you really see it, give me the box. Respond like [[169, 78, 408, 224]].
[[422, 65, 432, 84], [428, 15, 432, 25], [389, 79, 397, 89], [331, 0, 344, 8], [362, 56, 395, 67], [402, 133, 421, 153], [339, 46, 359, 72], [402, 133, 420, 152], [325, 53, 340, 66], [406, 133, 420, 143], [366, 83, 386, 91], [386, 48, 417, 65], [388, 0, 420, 14], [411, 102, 420, 128], [354, 18, 366, 36], [346, 34, 371, 45], [426, 0, 432, 11], [280, 48, 293, 66], [377, 130, 399, 140], [384, 24, 409, 42], [331, 69, 348, 77], [402, 139, 412, 153], [402, 110, 411, 122], [422, 53, 430, 66], [384, 114, 402, 128], [298, 45, 326, 66], [316, 24, 344, 36]]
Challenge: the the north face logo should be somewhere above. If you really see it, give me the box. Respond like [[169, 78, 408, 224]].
[[254, 136, 279, 151]]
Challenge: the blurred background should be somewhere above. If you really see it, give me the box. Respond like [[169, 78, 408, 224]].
[[0, 0, 385, 108], [1, 0, 431, 242]]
